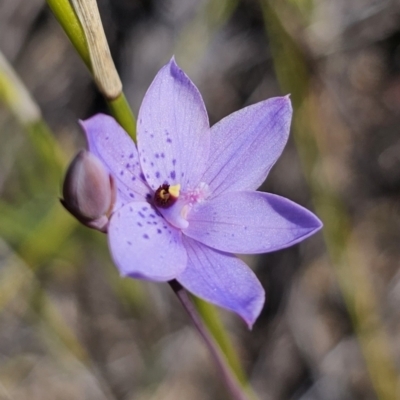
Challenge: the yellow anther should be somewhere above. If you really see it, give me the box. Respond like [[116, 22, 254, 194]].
[[169, 184, 181, 198]]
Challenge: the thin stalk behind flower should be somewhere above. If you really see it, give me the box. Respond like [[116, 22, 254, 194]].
[[70, 0, 137, 140], [193, 297, 249, 388], [46, 0, 91, 68], [46, 0, 136, 139], [169, 280, 251, 400]]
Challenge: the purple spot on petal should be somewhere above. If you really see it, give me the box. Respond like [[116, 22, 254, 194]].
[[161, 153, 165, 158], [170, 171, 176, 179], [155, 171, 160, 178], [127, 241, 132, 245], [157, 229, 162, 234], [140, 173, 145, 180], [137, 222, 143, 227], [146, 174, 150, 179], [155, 153, 160, 158], [172, 159, 176, 166], [166, 138, 172, 143], [138, 212, 145, 218], [143, 234, 149, 239], [126, 163, 130, 168], [105, 136, 109, 140], [142, 207, 148, 211], [120, 171, 124, 176], [129, 193, 134, 198], [143, 158, 146, 163], [129, 153, 134, 159], [149, 214, 155, 218], [146, 193, 152, 200], [131, 177, 136, 181]]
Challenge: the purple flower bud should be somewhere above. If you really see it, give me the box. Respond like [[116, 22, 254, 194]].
[[61, 150, 116, 232]]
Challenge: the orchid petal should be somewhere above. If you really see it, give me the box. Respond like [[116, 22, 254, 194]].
[[202, 97, 292, 198], [184, 191, 322, 254], [82, 114, 151, 210], [137, 58, 210, 192], [177, 237, 265, 328], [108, 202, 187, 281]]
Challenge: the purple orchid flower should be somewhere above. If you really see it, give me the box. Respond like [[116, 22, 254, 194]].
[[79, 58, 322, 328]]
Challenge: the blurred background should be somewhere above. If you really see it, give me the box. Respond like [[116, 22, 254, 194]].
[[1, 0, 400, 399]]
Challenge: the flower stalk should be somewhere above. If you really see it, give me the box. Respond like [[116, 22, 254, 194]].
[[46, 0, 90, 68], [46, 0, 136, 139], [169, 280, 250, 400]]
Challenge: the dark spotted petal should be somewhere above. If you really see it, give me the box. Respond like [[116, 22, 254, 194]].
[[108, 202, 187, 281], [137, 58, 210, 192], [82, 114, 151, 210]]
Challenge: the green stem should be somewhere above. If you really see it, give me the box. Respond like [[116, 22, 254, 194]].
[[170, 281, 250, 400], [107, 94, 137, 141], [46, 0, 137, 140], [46, 0, 91, 69], [193, 297, 247, 386]]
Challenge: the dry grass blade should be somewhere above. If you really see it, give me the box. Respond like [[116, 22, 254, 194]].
[[71, 0, 122, 100]]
